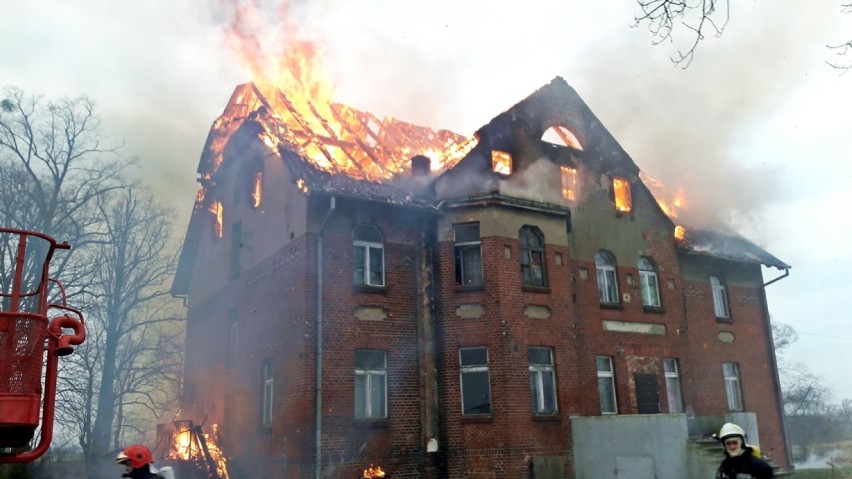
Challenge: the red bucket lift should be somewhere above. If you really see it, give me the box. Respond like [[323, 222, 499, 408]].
[[0, 228, 85, 463]]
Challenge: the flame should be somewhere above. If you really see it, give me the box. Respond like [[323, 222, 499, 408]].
[[613, 177, 632, 213], [639, 171, 688, 219], [491, 150, 512, 175], [209, 201, 224, 238], [674, 225, 686, 240], [168, 423, 231, 479], [252, 171, 263, 208], [362, 464, 386, 478], [560, 165, 578, 201]]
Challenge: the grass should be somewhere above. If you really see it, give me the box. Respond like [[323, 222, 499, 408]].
[[792, 468, 852, 478]]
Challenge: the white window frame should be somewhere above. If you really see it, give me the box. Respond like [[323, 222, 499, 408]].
[[664, 358, 683, 413], [261, 361, 274, 428], [353, 225, 385, 287], [354, 350, 388, 419], [595, 251, 619, 304], [638, 257, 661, 308], [597, 356, 618, 414], [710, 275, 730, 319], [529, 347, 558, 414], [459, 347, 491, 415], [454, 223, 483, 287], [723, 362, 743, 411]]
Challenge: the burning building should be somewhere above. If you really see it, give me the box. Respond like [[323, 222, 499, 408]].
[[171, 77, 791, 478]]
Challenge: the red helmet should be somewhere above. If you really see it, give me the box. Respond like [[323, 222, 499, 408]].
[[116, 444, 153, 468]]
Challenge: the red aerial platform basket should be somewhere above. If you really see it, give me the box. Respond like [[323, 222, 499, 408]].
[[0, 227, 85, 463]]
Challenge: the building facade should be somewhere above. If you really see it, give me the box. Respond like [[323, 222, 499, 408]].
[[172, 77, 791, 478]]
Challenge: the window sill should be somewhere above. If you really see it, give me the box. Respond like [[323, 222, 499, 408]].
[[258, 426, 272, 435], [643, 306, 665, 314], [454, 284, 484, 293], [461, 415, 492, 423], [532, 413, 561, 422], [522, 285, 551, 294], [599, 302, 623, 311], [353, 284, 387, 294], [353, 418, 390, 429], [715, 316, 733, 324]]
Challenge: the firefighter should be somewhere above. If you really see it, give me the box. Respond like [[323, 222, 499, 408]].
[[116, 444, 160, 479], [715, 423, 775, 479]]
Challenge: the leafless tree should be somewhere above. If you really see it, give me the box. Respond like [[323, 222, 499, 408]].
[[633, 0, 730, 68], [827, 2, 852, 71]]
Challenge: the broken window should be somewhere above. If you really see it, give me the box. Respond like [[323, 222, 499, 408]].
[[613, 177, 632, 213], [560, 165, 578, 201], [210, 201, 224, 239], [664, 358, 683, 413], [261, 361, 274, 428], [460, 347, 491, 415], [353, 224, 385, 287], [723, 362, 743, 411], [251, 170, 263, 208], [520, 226, 547, 287], [529, 347, 557, 414], [454, 223, 483, 287], [710, 275, 730, 319], [597, 356, 618, 414], [638, 257, 660, 308], [355, 350, 387, 419], [594, 250, 619, 304], [491, 150, 512, 175], [542, 125, 583, 150]]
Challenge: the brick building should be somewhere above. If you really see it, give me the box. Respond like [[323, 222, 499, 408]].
[[171, 77, 791, 478]]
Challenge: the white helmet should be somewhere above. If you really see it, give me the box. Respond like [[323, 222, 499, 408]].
[[718, 423, 746, 442]]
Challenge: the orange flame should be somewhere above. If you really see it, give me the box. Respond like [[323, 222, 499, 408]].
[[640, 171, 688, 219], [362, 464, 386, 478], [252, 171, 263, 208], [168, 423, 231, 479], [209, 201, 224, 238], [613, 177, 632, 213]]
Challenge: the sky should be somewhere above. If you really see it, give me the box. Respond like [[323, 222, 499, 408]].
[[2, 0, 852, 400]]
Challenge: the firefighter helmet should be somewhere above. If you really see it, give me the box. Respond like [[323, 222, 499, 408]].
[[718, 423, 746, 442], [116, 444, 153, 468]]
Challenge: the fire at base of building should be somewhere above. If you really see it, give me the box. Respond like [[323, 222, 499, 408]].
[[169, 77, 792, 478]]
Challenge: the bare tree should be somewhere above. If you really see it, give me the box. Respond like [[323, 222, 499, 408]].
[[827, 2, 852, 71], [53, 188, 181, 478], [633, 0, 730, 68]]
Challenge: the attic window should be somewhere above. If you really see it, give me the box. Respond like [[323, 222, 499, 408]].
[[542, 126, 583, 150], [612, 177, 632, 213], [251, 171, 263, 208], [560, 166, 578, 201], [492, 150, 512, 175], [210, 201, 224, 238]]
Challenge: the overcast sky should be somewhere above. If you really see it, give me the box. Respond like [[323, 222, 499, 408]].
[[3, 0, 852, 399]]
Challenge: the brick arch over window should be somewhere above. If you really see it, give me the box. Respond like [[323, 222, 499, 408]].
[[541, 125, 584, 150]]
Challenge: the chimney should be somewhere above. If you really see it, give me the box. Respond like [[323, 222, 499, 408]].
[[411, 155, 431, 177]]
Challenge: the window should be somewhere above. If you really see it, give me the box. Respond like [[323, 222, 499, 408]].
[[710, 275, 730, 319], [228, 311, 238, 368], [560, 165, 578, 201], [638, 257, 661, 308], [460, 347, 491, 415], [454, 223, 483, 287], [595, 251, 619, 304], [491, 150, 512, 175], [353, 225, 385, 287], [664, 358, 683, 413], [251, 170, 263, 208], [261, 361, 274, 428], [229, 221, 242, 280], [520, 226, 547, 287], [723, 362, 743, 411], [597, 356, 618, 414], [529, 347, 557, 414], [355, 350, 387, 419], [542, 125, 583, 150], [612, 177, 632, 213]]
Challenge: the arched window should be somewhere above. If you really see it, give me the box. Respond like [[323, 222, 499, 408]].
[[520, 226, 547, 287], [638, 257, 660, 308], [595, 250, 619, 304], [710, 275, 730, 319], [542, 125, 583, 150], [353, 225, 384, 287]]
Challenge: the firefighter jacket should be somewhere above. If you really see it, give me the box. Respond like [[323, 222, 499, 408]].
[[716, 447, 775, 479]]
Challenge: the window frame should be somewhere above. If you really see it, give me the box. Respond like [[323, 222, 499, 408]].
[[710, 275, 730, 319], [520, 226, 547, 287], [596, 356, 618, 415], [638, 257, 661, 308], [528, 346, 558, 414], [353, 224, 385, 288], [354, 349, 388, 419], [595, 251, 619, 304], [454, 223, 483, 287], [723, 362, 743, 411], [459, 346, 492, 415], [664, 358, 683, 413], [261, 361, 274, 428]]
